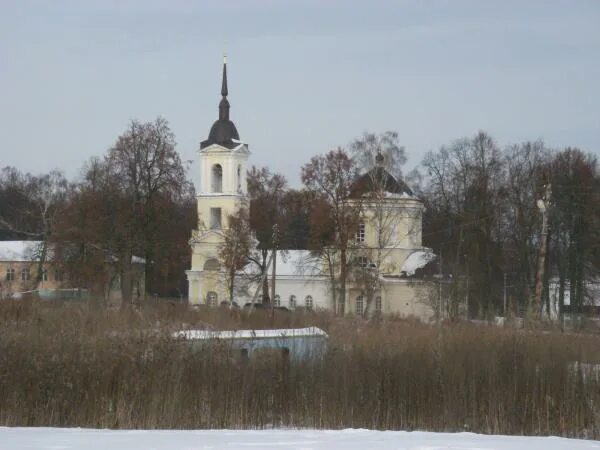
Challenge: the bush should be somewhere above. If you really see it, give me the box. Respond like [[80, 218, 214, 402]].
[[0, 300, 599, 438]]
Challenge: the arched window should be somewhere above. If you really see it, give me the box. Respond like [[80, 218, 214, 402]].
[[355, 295, 364, 316], [375, 296, 382, 314], [207, 291, 218, 307], [211, 164, 223, 193], [237, 164, 242, 192], [203, 258, 221, 271], [305, 295, 313, 310], [273, 295, 281, 307], [289, 295, 296, 309]]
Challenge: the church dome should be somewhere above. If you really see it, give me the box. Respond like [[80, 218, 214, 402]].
[[206, 118, 239, 148], [350, 153, 413, 198]]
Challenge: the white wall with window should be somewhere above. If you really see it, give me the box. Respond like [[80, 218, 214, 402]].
[[355, 295, 364, 316], [305, 295, 313, 310], [289, 295, 296, 309], [273, 295, 281, 307]]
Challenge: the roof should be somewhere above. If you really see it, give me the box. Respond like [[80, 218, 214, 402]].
[[174, 327, 328, 340], [0, 241, 42, 262], [275, 250, 323, 276], [201, 118, 240, 149], [349, 166, 414, 198], [0, 240, 145, 264]]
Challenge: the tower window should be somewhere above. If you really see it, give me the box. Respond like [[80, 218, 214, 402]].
[[210, 208, 222, 230], [211, 164, 223, 193], [203, 258, 221, 271], [237, 165, 242, 192]]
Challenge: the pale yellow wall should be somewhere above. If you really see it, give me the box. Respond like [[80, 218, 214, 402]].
[[188, 143, 250, 305], [358, 198, 424, 250], [197, 195, 245, 232], [0, 261, 65, 296], [0, 260, 146, 301]]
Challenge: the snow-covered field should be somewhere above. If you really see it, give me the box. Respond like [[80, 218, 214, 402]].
[[1, 428, 599, 450]]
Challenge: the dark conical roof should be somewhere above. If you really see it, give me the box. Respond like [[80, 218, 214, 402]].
[[201, 57, 241, 150], [349, 156, 413, 198]]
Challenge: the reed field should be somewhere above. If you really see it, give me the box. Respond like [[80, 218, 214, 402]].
[[1, 299, 599, 438]]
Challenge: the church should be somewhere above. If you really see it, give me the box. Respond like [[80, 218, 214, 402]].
[[186, 58, 437, 319]]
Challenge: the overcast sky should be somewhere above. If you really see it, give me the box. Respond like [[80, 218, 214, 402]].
[[1, 0, 599, 187]]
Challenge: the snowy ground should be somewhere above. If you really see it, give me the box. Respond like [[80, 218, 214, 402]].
[[1, 428, 599, 450]]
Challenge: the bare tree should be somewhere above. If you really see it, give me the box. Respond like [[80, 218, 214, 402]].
[[349, 131, 407, 181], [219, 207, 252, 303], [302, 148, 360, 314], [247, 166, 287, 304]]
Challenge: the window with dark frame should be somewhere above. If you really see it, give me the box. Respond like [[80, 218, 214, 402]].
[[356, 221, 365, 244]]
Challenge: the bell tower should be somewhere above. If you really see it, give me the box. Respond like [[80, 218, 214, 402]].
[[187, 56, 249, 305]]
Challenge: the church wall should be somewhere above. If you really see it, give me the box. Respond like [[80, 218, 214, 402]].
[[268, 277, 331, 310]]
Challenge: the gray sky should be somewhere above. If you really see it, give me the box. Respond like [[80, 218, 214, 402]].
[[1, 0, 599, 187]]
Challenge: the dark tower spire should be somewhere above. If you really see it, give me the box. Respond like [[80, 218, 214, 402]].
[[201, 55, 240, 149], [221, 55, 228, 97], [218, 55, 230, 121]]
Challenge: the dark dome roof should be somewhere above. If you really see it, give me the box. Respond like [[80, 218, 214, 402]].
[[349, 167, 413, 198], [201, 119, 240, 149]]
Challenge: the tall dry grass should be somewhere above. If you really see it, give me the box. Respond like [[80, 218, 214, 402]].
[[1, 299, 599, 438]]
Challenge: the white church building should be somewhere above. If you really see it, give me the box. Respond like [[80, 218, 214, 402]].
[[186, 59, 437, 319]]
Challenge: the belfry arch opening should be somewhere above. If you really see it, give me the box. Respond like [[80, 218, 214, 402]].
[[212, 164, 223, 193]]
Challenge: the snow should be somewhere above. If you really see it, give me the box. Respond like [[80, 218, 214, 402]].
[[0, 241, 41, 262], [401, 249, 437, 276], [174, 326, 328, 340], [0, 428, 597, 450]]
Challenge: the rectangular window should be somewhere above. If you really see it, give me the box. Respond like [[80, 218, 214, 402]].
[[210, 208, 222, 230], [356, 222, 365, 244], [21, 267, 30, 281], [54, 270, 64, 282], [6, 268, 15, 281], [356, 295, 364, 316], [41, 269, 48, 282]]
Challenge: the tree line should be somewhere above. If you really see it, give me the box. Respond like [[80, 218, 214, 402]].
[[1, 120, 598, 317]]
